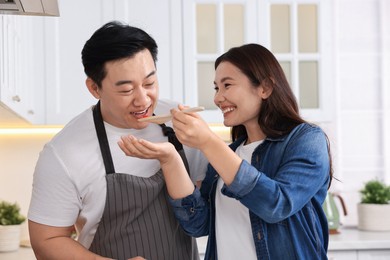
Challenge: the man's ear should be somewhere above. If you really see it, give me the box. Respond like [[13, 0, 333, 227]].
[[86, 78, 100, 99]]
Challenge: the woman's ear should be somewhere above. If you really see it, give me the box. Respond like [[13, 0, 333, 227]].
[[258, 78, 273, 99], [86, 78, 100, 99]]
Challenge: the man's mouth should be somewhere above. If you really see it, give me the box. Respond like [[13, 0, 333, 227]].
[[131, 107, 149, 119]]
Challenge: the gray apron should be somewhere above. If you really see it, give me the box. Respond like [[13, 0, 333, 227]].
[[89, 101, 199, 260]]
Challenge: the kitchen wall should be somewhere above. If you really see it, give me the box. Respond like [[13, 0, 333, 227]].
[[0, 131, 55, 240], [330, 0, 390, 226], [0, 0, 389, 235]]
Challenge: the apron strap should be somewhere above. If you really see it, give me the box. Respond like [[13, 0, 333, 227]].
[[93, 101, 116, 174], [93, 101, 190, 175], [159, 122, 191, 175]]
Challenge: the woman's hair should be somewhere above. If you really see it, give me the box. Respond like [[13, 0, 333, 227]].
[[215, 43, 333, 187], [81, 21, 158, 87]]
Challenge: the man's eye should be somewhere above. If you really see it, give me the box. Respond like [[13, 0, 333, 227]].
[[214, 86, 219, 92], [144, 82, 154, 87], [120, 89, 133, 93]]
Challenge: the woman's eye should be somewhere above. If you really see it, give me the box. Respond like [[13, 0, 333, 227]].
[[224, 83, 231, 88], [214, 86, 219, 92]]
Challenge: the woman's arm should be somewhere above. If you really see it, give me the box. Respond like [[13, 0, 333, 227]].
[[118, 136, 194, 199], [170, 109, 242, 186]]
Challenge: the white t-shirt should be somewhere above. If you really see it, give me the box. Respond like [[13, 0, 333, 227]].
[[28, 99, 208, 248], [215, 140, 263, 260]]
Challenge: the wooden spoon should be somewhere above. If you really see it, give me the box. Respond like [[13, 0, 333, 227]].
[[138, 106, 205, 124]]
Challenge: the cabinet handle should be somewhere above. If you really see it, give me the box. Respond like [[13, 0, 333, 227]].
[[28, 110, 34, 115], [12, 95, 21, 102]]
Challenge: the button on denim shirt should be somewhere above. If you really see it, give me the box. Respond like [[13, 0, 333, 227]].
[[170, 123, 330, 260]]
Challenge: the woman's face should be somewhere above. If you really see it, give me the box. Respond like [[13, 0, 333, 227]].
[[214, 61, 269, 132]]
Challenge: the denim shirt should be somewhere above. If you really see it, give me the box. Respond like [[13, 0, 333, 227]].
[[169, 123, 330, 260]]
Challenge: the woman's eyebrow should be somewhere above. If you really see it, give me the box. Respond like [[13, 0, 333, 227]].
[[215, 76, 234, 84]]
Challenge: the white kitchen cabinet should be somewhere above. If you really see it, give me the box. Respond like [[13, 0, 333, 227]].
[[328, 251, 357, 260], [328, 250, 390, 260], [327, 227, 390, 260], [196, 228, 390, 260], [181, 0, 334, 123], [42, 0, 104, 125], [357, 250, 390, 259], [41, 0, 176, 125], [0, 15, 45, 124], [2, 0, 176, 126]]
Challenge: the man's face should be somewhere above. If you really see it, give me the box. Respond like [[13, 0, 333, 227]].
[[96, 49, 159, 129]]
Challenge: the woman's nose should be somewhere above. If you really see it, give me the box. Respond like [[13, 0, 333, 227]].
[[214, 89, 225, 104]]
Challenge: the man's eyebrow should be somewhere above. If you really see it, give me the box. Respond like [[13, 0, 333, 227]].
[[145, 70, 156, 79], [115, 80, 132, 86], [115, 70, 156, 86]]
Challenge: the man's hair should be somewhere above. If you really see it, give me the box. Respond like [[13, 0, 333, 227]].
[[81, 21, 158, 87]]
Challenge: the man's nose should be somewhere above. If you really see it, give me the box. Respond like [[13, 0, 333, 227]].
[[133, 88, 149, 106]]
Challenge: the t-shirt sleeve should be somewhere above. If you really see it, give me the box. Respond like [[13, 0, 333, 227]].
[[28, 144, 81, 227], [185, 146, 208, 183]]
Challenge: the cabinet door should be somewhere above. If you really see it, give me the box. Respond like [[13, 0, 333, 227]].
[[181, 0, 333, 123], [43, 0, 174, 125], [182, 0, 258, 123], [358, 250, 390, 260], [43, 0, 101, 125], [328, 250, 357, 260], [0, 15, 45, 124]]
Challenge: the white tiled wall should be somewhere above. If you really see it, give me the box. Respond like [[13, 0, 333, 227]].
[[332, 0, 389, 226]]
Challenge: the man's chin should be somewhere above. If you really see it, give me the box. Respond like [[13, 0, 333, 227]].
[[132, 121, 150, 130]]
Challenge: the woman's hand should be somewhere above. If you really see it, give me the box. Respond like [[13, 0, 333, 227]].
[[171, 105, 217, 150]]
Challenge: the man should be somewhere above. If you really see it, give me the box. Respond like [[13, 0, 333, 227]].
[[28, 21, 207, 260]]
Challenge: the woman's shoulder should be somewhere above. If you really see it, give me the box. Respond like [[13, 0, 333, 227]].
[[291, 122, 325, 136], [286, 123, 328, 148]]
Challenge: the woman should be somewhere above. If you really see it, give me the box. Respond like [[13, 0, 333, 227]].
[[119, 43, 333, 259]]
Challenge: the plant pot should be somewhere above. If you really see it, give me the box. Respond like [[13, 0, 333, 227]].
[[0, 224, 21, 252], [357, 203, 390, 231]]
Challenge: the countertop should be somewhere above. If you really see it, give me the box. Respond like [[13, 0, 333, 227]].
[[0, 247, 35, 260], [328, 226, 390, 251], [197, 226, 390, 257], [1, 227, 390, 259]]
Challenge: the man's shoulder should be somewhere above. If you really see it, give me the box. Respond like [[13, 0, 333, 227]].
[[50, 107, 95, 146]]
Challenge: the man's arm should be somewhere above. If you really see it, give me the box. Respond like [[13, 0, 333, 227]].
[[28, 220, 111, 260]]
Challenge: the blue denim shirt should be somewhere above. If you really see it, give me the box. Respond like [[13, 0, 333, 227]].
[[170, 123, 330, 260]]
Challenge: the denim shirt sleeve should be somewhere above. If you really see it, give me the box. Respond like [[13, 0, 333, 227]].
[[222, 124, 330, 223], [168, 188, 210, 237], [222, 160, 261, 197]]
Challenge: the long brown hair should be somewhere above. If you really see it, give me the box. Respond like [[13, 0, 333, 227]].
[[215, 43, 333, 187]]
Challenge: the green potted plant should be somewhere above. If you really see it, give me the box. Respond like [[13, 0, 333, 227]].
[[357, 179, 390, 231], [0, 200, 26, 252]]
